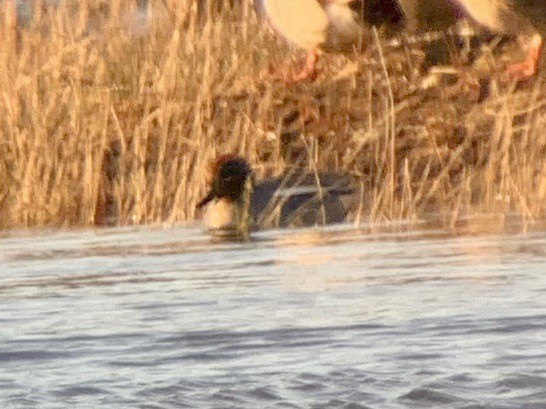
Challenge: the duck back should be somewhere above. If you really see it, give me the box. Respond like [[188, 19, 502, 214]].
[[250, 171, 356, 228]]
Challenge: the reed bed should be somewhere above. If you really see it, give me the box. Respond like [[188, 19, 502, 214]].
[[0, 0, 545, 230]]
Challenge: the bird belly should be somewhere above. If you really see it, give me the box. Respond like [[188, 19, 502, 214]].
[[262, 0, 329, 50], [323, 2, 363, 51]]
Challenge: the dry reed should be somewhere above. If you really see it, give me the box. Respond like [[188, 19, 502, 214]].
[[0, 0, 545, 230]]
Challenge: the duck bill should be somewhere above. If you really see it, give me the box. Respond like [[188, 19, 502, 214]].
[[196, 189, 217, 210]]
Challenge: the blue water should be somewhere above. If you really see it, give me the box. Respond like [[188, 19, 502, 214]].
[[1, 221, 545, 408]]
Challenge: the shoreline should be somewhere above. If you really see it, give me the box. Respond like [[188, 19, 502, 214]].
[[1, 1, 545, 230]]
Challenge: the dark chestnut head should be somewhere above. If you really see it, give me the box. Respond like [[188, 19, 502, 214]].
[[196, 155, 253, 210]]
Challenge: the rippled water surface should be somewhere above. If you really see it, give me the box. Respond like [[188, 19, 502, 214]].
[[1, 220, 546, 408]]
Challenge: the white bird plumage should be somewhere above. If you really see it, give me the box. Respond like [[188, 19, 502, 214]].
[[257, 0, 545, 82], [258, 0, 403, 81]]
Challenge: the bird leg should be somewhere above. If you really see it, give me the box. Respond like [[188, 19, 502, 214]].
[[503, 34, 543, 82], [289, 49, 319, 82], [264, 49, 319, 83]]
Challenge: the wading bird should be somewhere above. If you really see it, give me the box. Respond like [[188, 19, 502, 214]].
[[254, 0, 404, 81], [257, 0, 544, 82], [397, 0, 545, 81]]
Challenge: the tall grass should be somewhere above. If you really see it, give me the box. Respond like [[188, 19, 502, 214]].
[[0, 0, 545, 230]]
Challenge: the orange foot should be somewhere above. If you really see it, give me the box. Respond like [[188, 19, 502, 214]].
[[503, 35, 543, 83], [266, 49, 319, 83]]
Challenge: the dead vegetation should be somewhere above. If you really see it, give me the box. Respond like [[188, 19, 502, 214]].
[[0, 0, 545, 230]]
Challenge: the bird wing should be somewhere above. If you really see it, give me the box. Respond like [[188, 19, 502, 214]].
[[262, 0, 329, 50]]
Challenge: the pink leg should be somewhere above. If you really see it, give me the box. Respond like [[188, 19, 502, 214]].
[[265, 49, 319, 83], [504, 35, 543, 82], [289, 49, 319, 82]]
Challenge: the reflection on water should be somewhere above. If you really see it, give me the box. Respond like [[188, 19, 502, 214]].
[[1, 219, 546, 408]]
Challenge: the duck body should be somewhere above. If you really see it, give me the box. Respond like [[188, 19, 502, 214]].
[[249, 170, 356, 228], [197, 155, 357, 237]]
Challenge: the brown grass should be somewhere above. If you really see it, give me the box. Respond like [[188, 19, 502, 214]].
[[0, 0, 545, 230]]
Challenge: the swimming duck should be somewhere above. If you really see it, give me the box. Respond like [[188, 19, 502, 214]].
[[254, 0, 404, 81], [196, 155, 357, 237], [397, 0, 545, 81]]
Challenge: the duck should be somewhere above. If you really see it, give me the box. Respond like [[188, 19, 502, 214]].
[[196, 154, 357, 237], [254, 0, 405, 81], [396, 0, 545, 81]]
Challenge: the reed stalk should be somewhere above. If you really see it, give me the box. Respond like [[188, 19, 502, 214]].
[[0, 0, 545, 229]]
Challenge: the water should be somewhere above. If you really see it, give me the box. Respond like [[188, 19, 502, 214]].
[[1, 220, 546, 408]]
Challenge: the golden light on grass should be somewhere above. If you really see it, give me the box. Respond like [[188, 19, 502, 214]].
[[0, 0, 545, 230]]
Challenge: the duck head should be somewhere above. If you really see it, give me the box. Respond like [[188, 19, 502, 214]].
[[196, 155, 254, 237]]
